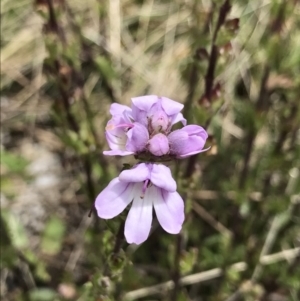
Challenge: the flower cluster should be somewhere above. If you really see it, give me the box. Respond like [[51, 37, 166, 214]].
[[95, 95, 208, 244]]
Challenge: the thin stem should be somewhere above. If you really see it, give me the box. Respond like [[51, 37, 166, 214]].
[[170, 234, 182, 301]]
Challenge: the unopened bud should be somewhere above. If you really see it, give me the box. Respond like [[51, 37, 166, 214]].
[[148, 133, 169, 156]]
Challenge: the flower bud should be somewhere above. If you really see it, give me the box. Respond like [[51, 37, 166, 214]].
[[148, 133, 169, 156], [150, 111, 169, 132], [168, 125, 208, 158]]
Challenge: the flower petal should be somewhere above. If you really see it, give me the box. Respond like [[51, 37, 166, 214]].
[[150, 164, 176, 192], [170, 112, 187, 126], [119, 163, 150, 182], [95, 179, 134, 219], [161, 97, 184, 115], [103, 150, 134, 156], [125, 183, 153, 244], [181, 125, 208, 139], [131, 95, 158, 126], [105, 129, 127, 150], [178, 146, 211, 158], [110, 103, 132, 116], [131, 95, 158, 112], [153, 189, 184, 234], [126, 122, 149, 152]]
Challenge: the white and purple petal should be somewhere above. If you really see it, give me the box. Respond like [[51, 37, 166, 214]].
[[95, 179, 134, 219], [119, 163, 150, 182], [125, 183, 153, 245], [150, 164, 176, 192], [103, 149, 135, 156], [153, 188, 184, 234]]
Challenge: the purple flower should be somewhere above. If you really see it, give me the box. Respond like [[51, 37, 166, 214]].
[[103, 96, 187, 156], [168, 125, 209, 158], [95, 163, 184, 245]]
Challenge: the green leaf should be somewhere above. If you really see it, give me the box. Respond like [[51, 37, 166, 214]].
[[95, 56, 115, 83], [29, 288, 57, 301], [41, 216, 66, 255], [0, 150, 28, 174], [1, 210, 28, 249]]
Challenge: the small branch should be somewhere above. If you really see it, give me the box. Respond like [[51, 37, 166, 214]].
[[238, 130, 255, 189], [65, 214, 94, 272], [192, 202, 233, 237], [239, 66, 270, 189], [112, 221, 125, 255], [204, 45, 219, 101], [202, 0, 231, 102], [212, 0, 231, 43], [251, 197, 297, 281], [124, 248, 300, 300], [263, 103, 298, 196], [103, 221, 126, 277], [170, 234, 182, 301], [184, 0, 231, 178], [193, 190, 263, 202], [224, 195, 298, 301]]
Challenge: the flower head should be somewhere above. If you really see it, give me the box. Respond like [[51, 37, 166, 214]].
[[95, 163, 184, 245], [103, 96, 187, 157]]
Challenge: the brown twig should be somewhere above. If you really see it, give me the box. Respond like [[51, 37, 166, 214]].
[[203, 0, 231, 102], [124, 248, 300, 300], [184, 0, 231, 178]]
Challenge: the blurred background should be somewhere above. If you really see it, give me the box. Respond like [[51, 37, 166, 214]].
[[1, 0, 300, 300]]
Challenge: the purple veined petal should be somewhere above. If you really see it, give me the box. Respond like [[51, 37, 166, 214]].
[[125, 122, 149, 152], [178, 146, 211, 158], [110, 103, 132, 116], [170, 112, 187, 126], [95, 179, 135, 219], [148, 133, 169, 156], [150, 164, 176, 192], [124, 183, 153, 245], [153, 188, 184, 234], [103, 149, 135, 156], [161, 97, 184, 115], [119, 163, 150, 182]]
